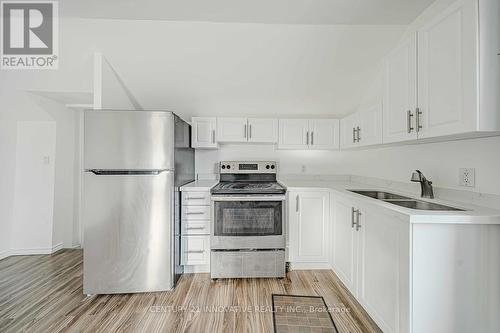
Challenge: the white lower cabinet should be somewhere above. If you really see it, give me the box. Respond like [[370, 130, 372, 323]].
[[181, 189, 211, 271], [288, 190, 330, 267], [181, 219, 210, 235], [332, 196, 409, 333], [181, 235, 210, 266], [356, 205, 410, 333], [411, 223, 500, 333], [332, 195, 358, 293], [331, 193, 500, 333], [182, 191, 211, 206]]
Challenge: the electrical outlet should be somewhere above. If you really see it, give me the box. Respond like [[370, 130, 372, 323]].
[[301, 165, 307, 173], [459, 168, 475, 187]]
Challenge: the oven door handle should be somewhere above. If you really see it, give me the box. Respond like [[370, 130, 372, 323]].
[[211, 195, 286, 202]]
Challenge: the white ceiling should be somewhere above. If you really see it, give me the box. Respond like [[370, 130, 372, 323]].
[[60, 0, 435, 25], [2, 19, 406, 117]]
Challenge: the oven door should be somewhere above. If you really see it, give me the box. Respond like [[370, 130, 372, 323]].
[[211, 195, 285, 250]]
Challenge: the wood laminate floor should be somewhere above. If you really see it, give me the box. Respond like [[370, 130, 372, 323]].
[[0, 250, 381, 333]]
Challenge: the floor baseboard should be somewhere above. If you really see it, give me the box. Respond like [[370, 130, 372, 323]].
[[0, 250, 11, 260], [2, 242, 65, 258], [289, 262, 333, 270]]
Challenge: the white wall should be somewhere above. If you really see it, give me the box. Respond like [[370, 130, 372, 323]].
[[2, 0, 496, 257], [195, 145, 345, 178], [0, 103, 16, 257], [331, 0, 500, 197], [11, 122, 56, 252], [0, 91, 78, 258], [0, 92, 52, 258], [2, 18, 406, 118], [346, 137, 500, 196], [35, 98, 78, 249], [196, 135, 500, 197], [0, 17, 405, 256]]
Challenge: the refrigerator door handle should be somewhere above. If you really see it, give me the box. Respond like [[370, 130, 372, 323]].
[[86, 169, 173, 175]]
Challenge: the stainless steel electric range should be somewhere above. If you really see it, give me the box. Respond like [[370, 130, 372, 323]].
[[210, 161, 286, 279]]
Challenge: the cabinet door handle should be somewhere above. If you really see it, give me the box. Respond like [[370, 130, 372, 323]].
[[351, 207, 357, 228], [356, 211, 362, 231], [186, 226, 205, 230], [185, 250, 204, 254], [356, 126, 361, 142], [407, 110, 414, 133], [311, 132, 314, 145], [249, 124, 252, 139], [186, 212, 205, 215], [416, 108, 422, 132], [296, 195, 299, 212], [306, 131, 309, 145], [212, 130, 215, 144], [186, 196, 206, 200], [244, 124, 247, 139]]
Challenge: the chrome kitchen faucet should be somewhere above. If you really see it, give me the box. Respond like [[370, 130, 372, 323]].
[[411, 170, 434, 199]]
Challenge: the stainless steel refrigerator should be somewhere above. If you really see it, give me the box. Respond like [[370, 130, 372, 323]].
[[83, 110, 194, 294]]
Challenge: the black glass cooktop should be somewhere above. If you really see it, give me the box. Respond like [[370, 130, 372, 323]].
[[211, 181, 286, 195]]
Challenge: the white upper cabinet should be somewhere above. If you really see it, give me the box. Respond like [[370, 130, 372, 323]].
[[379, 0, 498, 145], [217, 117, 248, 143], [247, 118, 278, 143], [288, 190, 330, 266], [383, 33, 418, 143], [417, 0, 478, 138], [217, 117, 277, 143], [340, 113, 358, 149], [358, 103, 383, 147], [478, 0, 500, 131], [191, 117, 217, 149], [278, 119, 339, 150], [341, 103, 383, 149], [309, 119, 340, 150], [278, 119, 309, 149]]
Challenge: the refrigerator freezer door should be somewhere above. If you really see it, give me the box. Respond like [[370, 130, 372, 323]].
[[84, 110, 174, 170], [83, 171, 174, 294]]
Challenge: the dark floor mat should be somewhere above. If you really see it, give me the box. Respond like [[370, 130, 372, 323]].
[[272, 294, 339, 333]]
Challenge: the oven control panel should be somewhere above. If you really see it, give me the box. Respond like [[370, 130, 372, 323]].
[[219, 161, 277, 174]]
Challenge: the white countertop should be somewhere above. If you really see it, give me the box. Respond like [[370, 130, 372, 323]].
[[281, 179, 500, 224], [180, 180, 218, 192]]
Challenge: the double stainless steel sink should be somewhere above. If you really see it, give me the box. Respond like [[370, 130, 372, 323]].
[[348, 190, 465, 211]]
